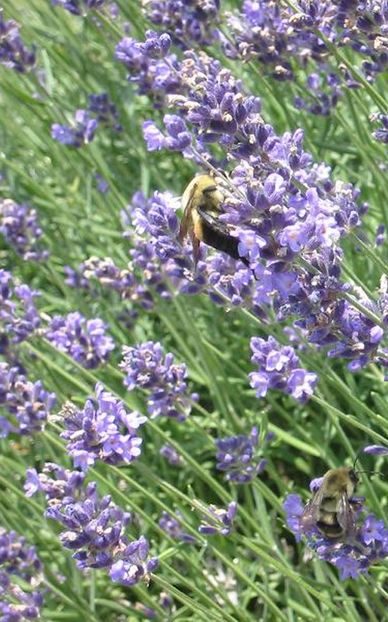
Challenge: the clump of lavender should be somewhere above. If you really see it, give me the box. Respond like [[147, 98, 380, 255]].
[[0, 528, 43, 621], [294, 72, 341, 117], [160, 443, 183, 466], [197, 501, 237, 536], [51, 109, 98, 147], [60, 382, 146, 471], [64, 263, 91, 290], [25, 463, 158, 586], [87, 92, 121, 131], [52, 93, 121, 150], [0, 269, 40, 355], [0, 9, 35, 72], [51, 0, 106, 16], [109, 536, 159, 587], [249, 336, 318, 403], [116, 38, 387, 372], [0, 198, 48, 261], [82, 257, 136, 295], [371, 113, 388, 144], [215, 426, 270, 483], [45, 311, 115, 368], [115, 32, 180, 107], [24, 462, 85, 500], [143, 0, 220, 46], [284, 477, 388, 580], [0, 362, 56, 437], [159, 512, 197, 543], [224, 1, 388, 109], [120, 341, 196, 421]]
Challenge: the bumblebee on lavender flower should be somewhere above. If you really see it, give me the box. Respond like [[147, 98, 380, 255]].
[[179, 174, 250, 268], [301, 466, 360, 539]]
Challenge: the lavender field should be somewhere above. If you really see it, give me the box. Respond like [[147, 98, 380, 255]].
[[0, 1, 387, 620]]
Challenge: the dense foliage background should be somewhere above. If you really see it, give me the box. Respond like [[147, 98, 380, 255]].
[[0, 1, 387, 620]]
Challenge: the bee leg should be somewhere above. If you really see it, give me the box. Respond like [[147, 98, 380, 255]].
[[191, 236, 201, 268]]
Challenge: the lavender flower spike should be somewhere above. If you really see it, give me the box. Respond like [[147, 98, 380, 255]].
[[0, 269, 41, 354], [26, 463, 159, 587], [60, 383, 147, 471], [160, 443, 184, 466], [198, 501, 237, 536], [45, 312, 114, 368], [363, 445, 388, 456], [0, 9, 36, 73], [0, 199, 49, 261], [0, 362, 56, 437], [0, 528, 43, 621], [109, 536, 159, 587], [120, 341, 196, 421], [159, 511, 197, 543], [215, 426, 269, 483], [249, 336, 318, 403], [52, 109, 98, 147]]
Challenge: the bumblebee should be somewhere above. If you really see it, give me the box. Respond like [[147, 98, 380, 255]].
[[302, 467, 359, 539], [179, 175, 250, 268]]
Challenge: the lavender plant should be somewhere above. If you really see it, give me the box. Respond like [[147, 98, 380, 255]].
[[0, 528, 43, 621], [0, 0, 386, 620], [0, 199, 48, 261]]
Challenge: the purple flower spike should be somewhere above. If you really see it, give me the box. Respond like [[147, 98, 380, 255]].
[[52, 0, 107, 15], [120, 341, 195, 421], [52, 109, 98, 148], [363, 445, 388, 456], [198, 501, 237, 536], [45, 312, 114, 368], [26, 463, 158, 587], [145, 0, 219, 46], [160, 443, 183, 466], [0, 362, 56, 437], [0, 10, 35, 73], [143, 30, 171, 58], [159, 511, 197, 543], [371, 114, 388, 144], [249, 336, 318, 403], [109, 536, 159, 586], [115, 34, 180, 106], [0, 199, 49, 261], [143, 115, 192, 152], [87, 92, 121, 130], [60, 383, 147, 471], [215, 426, 271, 483], [0, 528, 43, 620], [0, 269, 40, 355], [24, 463, 86, 500]]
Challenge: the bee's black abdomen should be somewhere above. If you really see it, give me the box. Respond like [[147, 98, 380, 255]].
[[201, 220, 250, 267], [317, 519, 344, 538]]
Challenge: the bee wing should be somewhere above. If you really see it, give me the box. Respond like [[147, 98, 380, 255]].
[[301, 486, 325, 529], [196, 206, 230, 236], [337, 492, 357, 537], [179, 182, 197, 243]]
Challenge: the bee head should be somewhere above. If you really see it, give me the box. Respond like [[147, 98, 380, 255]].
[[348, 468, 359, 486]]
